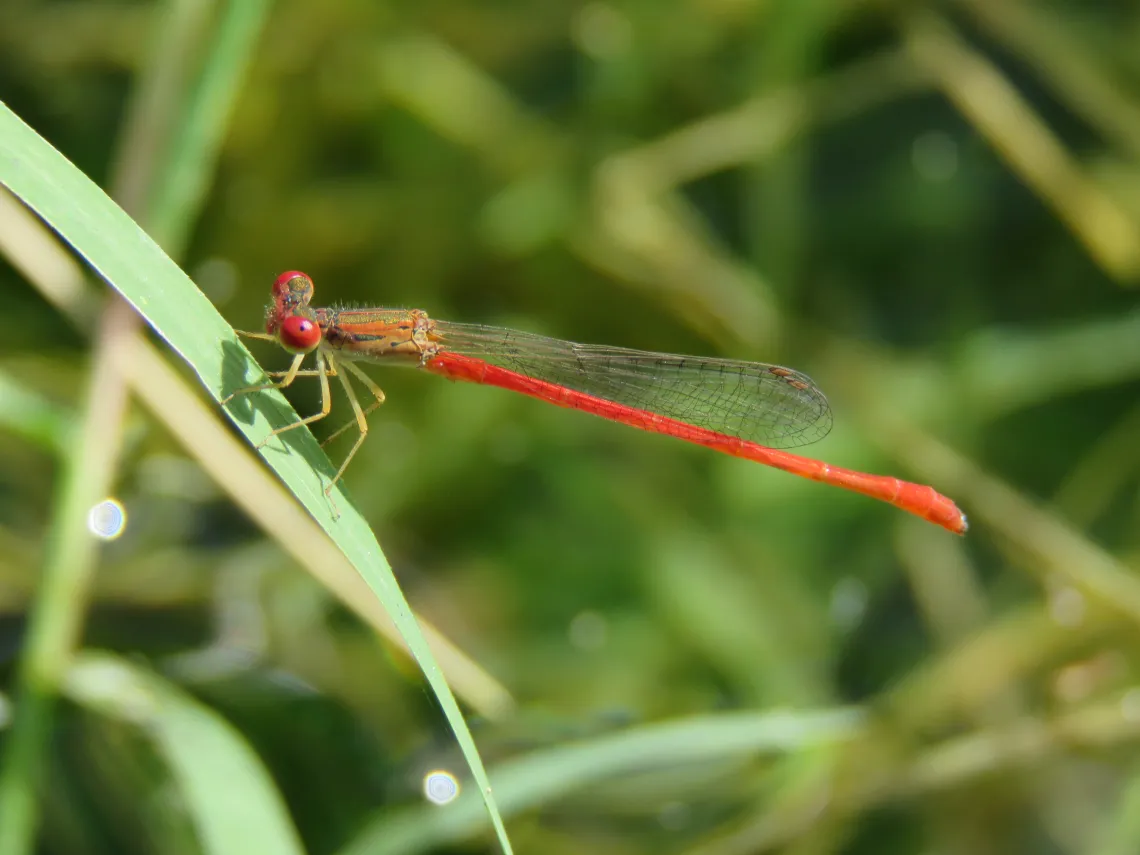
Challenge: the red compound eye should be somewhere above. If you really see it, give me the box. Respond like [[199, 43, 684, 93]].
[[273, 270, 309, 294], [265, 271, 316, 335], [279, 315, 321, 353]]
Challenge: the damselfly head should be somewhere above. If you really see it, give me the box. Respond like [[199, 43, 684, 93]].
[[266, 271, 321, 353]]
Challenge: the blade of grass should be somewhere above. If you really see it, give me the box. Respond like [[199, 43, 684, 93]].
[[0, 101, 513, 852], [713, 695, 1140, 853], [142, 0, 272, 254], [116, 329, 515, 718], [0, 2, 281, 850], [109, 0, 218, 222], [64, 651, 307, 855], [0, 160, 514, 720], [959, 0, 1140, 161], [1089, 758, 1140, 855], [340, 708, 864, 855], [0, 297, 133, 855], [0, 369, 73, 453], [900, 10, 1140, 281]]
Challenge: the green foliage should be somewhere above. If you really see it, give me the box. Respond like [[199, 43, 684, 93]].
[[1, 0, 1140, 853]]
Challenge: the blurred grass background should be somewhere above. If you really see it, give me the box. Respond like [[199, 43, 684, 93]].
[[2, 0, 1140, 853]]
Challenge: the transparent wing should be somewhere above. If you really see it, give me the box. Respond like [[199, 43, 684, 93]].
[[432, 322, 832, 449]]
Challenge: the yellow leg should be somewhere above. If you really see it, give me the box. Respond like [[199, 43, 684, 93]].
[[252, 350, 334, 449], [224, 336, 387, 511], [321, 361, 386, 495], [233, 329, 278, 342], [263, 367, 337, 379], [221, 350, 309, 405], [320, 362, 386, 448], [222, 330, 335, 400]]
